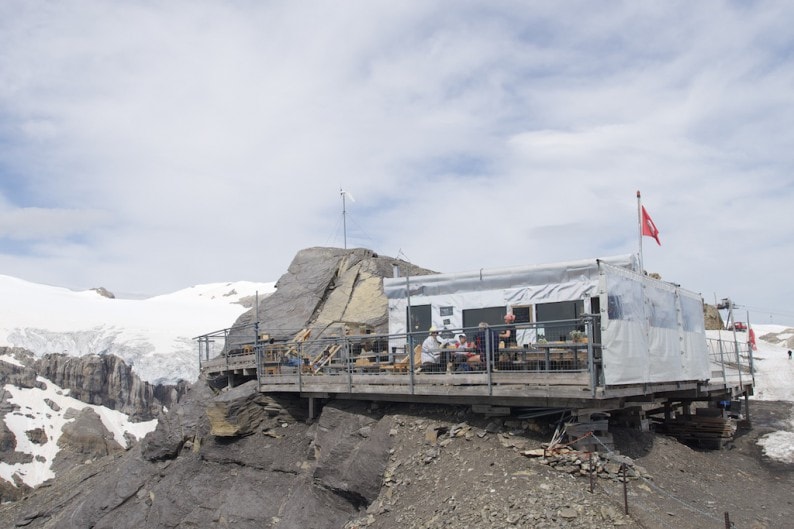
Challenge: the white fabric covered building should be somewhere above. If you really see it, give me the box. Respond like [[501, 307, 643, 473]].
[[384, 255, 711, 386]]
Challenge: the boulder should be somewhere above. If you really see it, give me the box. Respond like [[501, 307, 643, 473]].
[[312, 402, 393, 506], [206, 380, 273, 437], [232, 247, 434, 341], [57, 408, 125, 458]]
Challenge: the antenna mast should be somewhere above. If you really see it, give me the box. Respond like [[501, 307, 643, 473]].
[[340, 187, 347, 249]]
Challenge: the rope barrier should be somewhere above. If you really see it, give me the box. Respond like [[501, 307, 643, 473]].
[[590, 433, 726, 525]]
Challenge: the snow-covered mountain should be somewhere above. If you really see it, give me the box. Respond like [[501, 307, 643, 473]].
[[0, 274, 275, 492], [0, 274, 275, 384], [0, 359, 158, 489]]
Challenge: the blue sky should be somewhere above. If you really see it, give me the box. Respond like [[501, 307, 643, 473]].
[[1, 1, 793, 325]]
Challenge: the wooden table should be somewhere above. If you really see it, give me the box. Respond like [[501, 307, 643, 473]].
[[501, 342, 590, 371]]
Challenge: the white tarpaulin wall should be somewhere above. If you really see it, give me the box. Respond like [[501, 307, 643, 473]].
[[384, 255, 636, 343], [600, 263, 710, 385]]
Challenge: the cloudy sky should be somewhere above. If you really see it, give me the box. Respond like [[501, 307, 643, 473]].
[[1, 1, 793, 324]]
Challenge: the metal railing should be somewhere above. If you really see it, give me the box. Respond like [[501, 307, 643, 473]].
[[705, 337, 755, 390], [196, 316, 601, 395]]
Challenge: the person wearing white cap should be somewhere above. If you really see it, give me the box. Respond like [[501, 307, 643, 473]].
[[421, 326, 442, 365]]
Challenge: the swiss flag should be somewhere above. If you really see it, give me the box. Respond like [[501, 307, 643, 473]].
[[641, 206, 661, 246]]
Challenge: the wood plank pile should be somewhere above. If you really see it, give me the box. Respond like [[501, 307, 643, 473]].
[[654, 409, 736, 449], [566, 417, 614, 452]]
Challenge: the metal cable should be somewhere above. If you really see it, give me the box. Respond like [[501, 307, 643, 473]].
[[590, 433, 726, 525]]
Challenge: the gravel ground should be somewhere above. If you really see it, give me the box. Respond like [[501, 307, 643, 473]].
[[347, 400, 793, 529]]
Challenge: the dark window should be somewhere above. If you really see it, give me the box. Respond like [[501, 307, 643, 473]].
[[407, 304, 431, 338], [512, 306, 532, 324], [536, 300, 584, 342], [607, 295, 622, 319], [462, 306, 505, 332]]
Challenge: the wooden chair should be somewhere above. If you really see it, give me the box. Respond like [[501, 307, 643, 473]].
[[380, 344, 422, 373]]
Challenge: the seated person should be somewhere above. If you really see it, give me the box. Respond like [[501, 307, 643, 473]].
[[454, 334, 477, 358], [453, 333, 479, 371], [421, 326, 442, 368], [474, 322, 500, 363]]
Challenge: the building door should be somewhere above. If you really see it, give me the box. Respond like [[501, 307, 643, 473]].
[[407, 304, 431, 340]]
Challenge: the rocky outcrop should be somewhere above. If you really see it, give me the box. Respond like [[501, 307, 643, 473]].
[[33, 353, 185, 421], [0, 347, 40, 389], [1, 347, 188, 502], [312, 403, 392, 507], [55, 408, 125, 465], [704, 303, 723, 330], [90, 287, 115, 299], [206, 380, 284, 437], [0, 378, 394, 529], [232, 247, 435, 341]]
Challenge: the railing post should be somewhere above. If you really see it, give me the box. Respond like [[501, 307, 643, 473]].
[[408, 331, 416, 395], [486, 329, 493, 395], [718, 339, 727, 388], [346, 333, 353, 394], [586, 316, 597, 398], [748, 342, 755, 386], [297, 340, 303, 391], [254, 323, 261, 390], [734, 336, 743, 390]]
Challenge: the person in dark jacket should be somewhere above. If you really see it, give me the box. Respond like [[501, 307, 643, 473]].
[[474, 322, 499, 365]]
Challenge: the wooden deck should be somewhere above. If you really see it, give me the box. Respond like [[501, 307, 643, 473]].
[[202, 349, 753, 410]]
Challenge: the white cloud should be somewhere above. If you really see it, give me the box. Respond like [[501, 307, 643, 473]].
[[0, 1, 792, 324]]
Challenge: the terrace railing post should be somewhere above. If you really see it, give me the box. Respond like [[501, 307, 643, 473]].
[[586, 316, 597, 398], [748, 342, 755, 386], [254, 323, 261, 390], [734, 336, 743, 390], [224, 329, 230, 372], [298, 341, 303, 391], [543, 344, 551, 372], [409, 331, 416, 395], [718, 339, 727, 388], [486, 331, 493, 395], [346, 334, 353, 394]]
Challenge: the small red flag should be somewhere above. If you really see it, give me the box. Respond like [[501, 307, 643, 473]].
[[641, 206, 661, 245]]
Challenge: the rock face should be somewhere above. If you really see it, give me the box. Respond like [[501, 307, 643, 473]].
[[703, 303, 724, 330], [232, 247, 434, 340], [33, 353, 186, 421], [0, 379, 395, 529], [0, 347, 187, 502], [56, 408, 125, 464]]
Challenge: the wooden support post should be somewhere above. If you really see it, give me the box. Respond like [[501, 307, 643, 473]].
[[308, 397, 316, 421], [743, 393, 751, 425], [664, 401, 672, 421]]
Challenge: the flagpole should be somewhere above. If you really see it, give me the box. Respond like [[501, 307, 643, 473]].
[[637, 190, 644, 274]]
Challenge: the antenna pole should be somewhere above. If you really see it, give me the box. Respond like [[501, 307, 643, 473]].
[[340, 187, 347, 249]]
